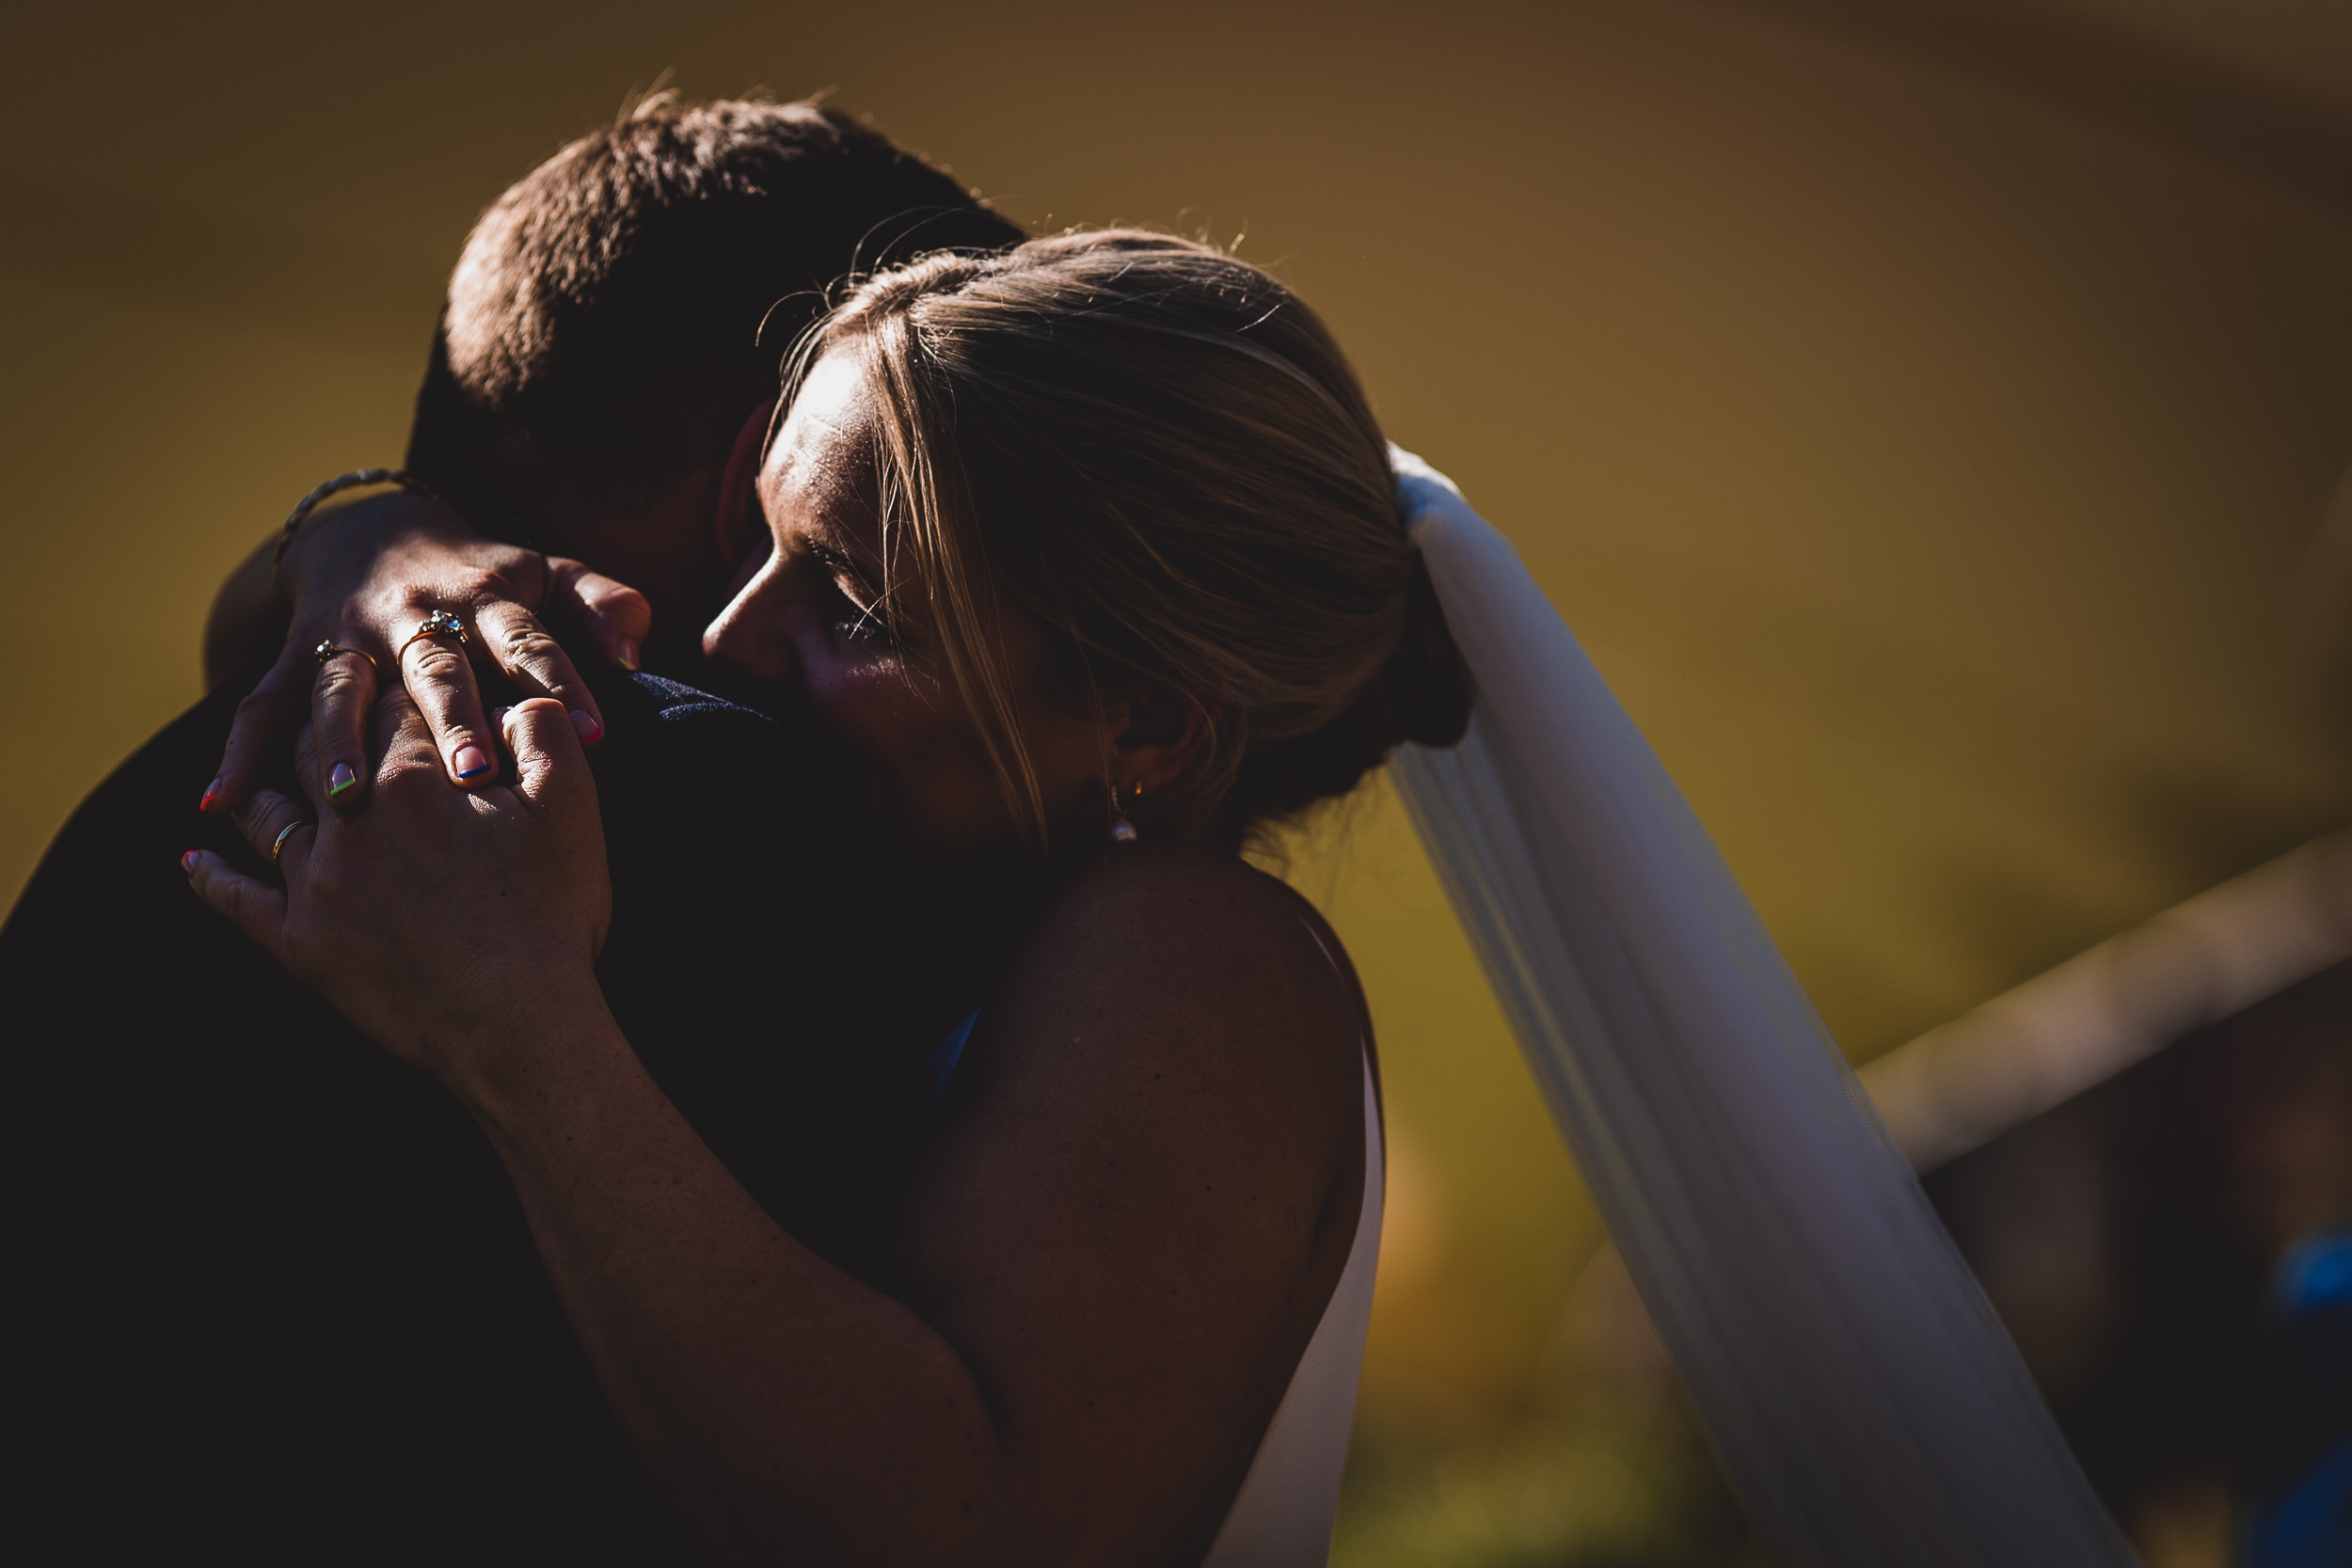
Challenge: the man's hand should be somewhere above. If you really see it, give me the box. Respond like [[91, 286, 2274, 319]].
[[201, 490, 650, 816]]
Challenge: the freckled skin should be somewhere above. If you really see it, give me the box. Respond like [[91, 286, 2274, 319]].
[[704, 354, 1120, 863]]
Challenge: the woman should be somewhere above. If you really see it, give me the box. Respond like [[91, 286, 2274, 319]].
[[187, 230, 1471, 1565]]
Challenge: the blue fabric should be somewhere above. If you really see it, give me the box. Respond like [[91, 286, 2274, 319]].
[[2243, 1229, 2352, 1568], [930, 1008, 981, 1104], [2272, 1231, 2352, 1316], [2244, 1434, 2352, 1568]]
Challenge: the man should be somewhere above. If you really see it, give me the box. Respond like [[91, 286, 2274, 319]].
[[8, 98, 1021, 1560]]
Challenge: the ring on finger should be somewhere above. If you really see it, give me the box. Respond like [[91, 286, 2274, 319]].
[[314, 641, 379, 672], [397, 609, 469, 661], [270, 819, 311, 867]]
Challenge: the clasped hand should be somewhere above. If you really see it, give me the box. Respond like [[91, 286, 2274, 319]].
[[187, 691, 613, 1091], [203, 491, 649, 817]]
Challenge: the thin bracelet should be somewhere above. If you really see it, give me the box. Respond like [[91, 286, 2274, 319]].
[[270, 468, 446, 594]]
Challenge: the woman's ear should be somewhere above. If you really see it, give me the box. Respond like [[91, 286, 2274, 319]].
[[1108, 685, 1210, 798], [712, 396, 781, 571]]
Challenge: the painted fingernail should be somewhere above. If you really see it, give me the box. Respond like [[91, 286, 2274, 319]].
[[571, 709, 603, 745], [181, 850, 199, 873], [327, 762, 358, 798], [454, 745, 493, 780], [613, 638, 639, 672], [199, 778, 224, 813]]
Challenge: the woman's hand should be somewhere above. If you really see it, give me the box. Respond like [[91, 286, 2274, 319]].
[[186, 695, 613, 1087], [201, 491, 652, 817]]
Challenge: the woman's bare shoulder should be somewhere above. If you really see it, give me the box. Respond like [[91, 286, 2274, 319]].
[[1025, 845, 1354, 1029], [1044, 841, 1326, 936], [971, 843, 1362, 1134]]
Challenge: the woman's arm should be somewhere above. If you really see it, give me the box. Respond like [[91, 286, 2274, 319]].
[[187, 697, 1365, 1567]]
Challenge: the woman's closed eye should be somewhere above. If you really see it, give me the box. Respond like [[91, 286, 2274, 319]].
[[807, 543, 892, 642]]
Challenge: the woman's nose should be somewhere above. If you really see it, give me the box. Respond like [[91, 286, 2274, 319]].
[[702, 551, 799, 682]]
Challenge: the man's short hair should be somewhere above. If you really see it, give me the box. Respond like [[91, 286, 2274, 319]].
[[406, 96, 1024, 518]]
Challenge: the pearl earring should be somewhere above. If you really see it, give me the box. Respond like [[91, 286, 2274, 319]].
[[1111, 780, 1142, 844]]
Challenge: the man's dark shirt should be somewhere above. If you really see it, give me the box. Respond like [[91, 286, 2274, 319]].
[[7, 671, 993, 1561]]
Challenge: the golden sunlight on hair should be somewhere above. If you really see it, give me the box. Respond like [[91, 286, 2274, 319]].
[[789, 230, 1470, 848]]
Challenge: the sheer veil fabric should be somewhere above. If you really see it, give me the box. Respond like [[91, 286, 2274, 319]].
[[1385, 450, 2135, 1566]]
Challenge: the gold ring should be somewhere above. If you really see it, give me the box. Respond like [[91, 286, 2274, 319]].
[[313, 641, 379, 672], [270, 819, 310, 866], [397, 609, 469, 661]]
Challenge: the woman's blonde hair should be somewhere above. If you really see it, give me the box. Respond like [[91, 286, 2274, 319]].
[[788, 229, 1470, 844]]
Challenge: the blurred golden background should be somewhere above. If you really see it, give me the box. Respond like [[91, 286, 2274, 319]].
[[7, 2, 2348, 1562]]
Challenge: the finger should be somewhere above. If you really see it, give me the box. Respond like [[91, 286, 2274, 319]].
[[293, 722, 324, 813], [290, 723, 350, 817], [500, 698, 594, 823], [474, 601, 606, 747], [369, 683, 440, 769], [207, 650, 310, 814], [309, 643, 381, 809], [182, 848, 290, 958], [548, 557, 652, 673], [231, 788, 317, 880], [396, 616, 500, 787]]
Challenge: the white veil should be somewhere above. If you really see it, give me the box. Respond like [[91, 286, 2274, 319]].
[[1385, 450, 2136, 1566]]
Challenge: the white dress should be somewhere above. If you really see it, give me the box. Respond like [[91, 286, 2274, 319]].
[[1197, 1052, 1384, 1567]]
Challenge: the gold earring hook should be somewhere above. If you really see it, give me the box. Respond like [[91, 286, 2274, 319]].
[[1111, 778, 1141, 844]]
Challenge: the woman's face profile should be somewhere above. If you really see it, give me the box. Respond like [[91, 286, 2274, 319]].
[[702, 351, 1104, 860]]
